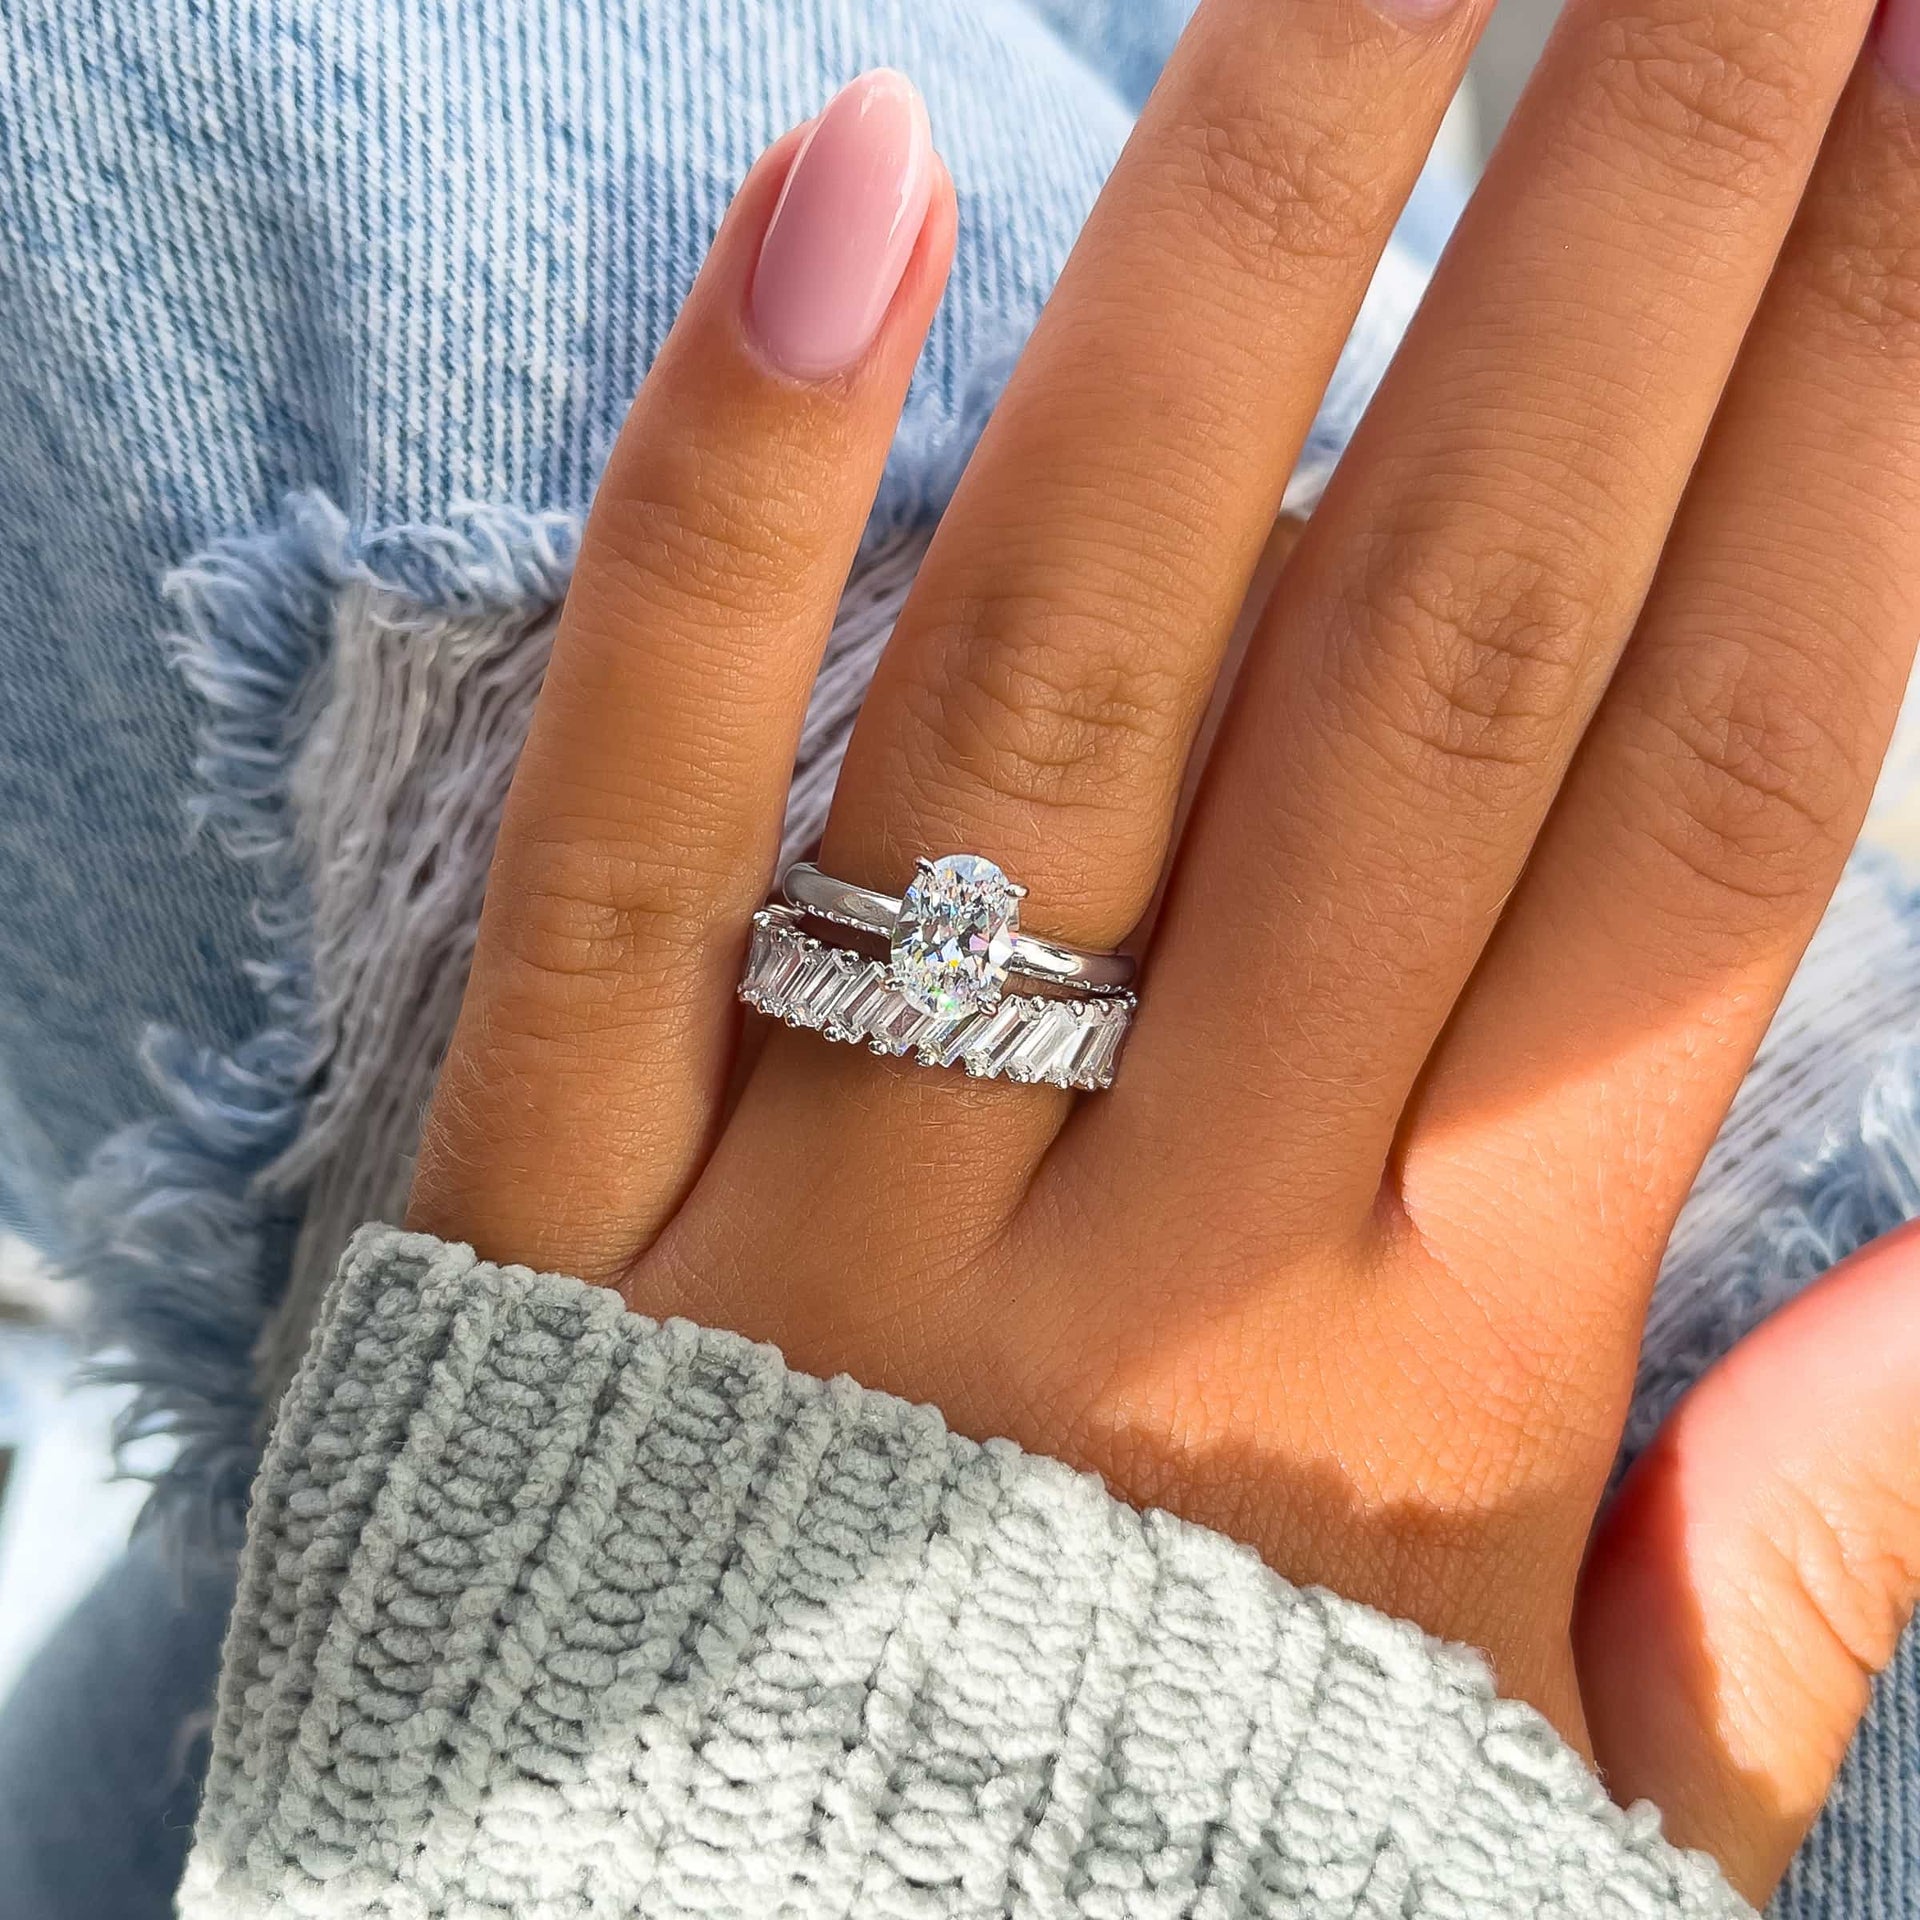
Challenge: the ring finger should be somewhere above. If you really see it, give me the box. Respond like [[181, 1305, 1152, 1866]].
[[760, 0, 1493, 1168]]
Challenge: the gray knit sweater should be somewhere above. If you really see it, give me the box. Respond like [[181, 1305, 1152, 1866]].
[[178, 1226, 1752, 1917]]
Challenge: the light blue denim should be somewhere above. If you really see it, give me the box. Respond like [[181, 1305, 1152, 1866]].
[[0, 2, 1911, 1916]]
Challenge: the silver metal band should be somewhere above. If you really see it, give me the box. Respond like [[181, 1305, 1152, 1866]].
[[782, 861, 1136, 997], [739, 907, 1132, 1091]]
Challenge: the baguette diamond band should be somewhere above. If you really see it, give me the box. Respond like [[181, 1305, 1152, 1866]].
[[739, 905, 1133, 1090]]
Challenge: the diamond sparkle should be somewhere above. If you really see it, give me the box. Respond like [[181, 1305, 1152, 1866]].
[[889, 854, 1020, 1019]]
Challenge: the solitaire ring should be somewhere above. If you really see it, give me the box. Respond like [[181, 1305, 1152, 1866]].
[[783, 855, 1136, 1007]]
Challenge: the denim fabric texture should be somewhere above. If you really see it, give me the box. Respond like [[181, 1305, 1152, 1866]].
[[0, 1524, 231, 1920], [0, 1, 1912, 1915]]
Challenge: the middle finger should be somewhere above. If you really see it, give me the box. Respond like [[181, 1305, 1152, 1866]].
[[815, 0, 1489, 970]]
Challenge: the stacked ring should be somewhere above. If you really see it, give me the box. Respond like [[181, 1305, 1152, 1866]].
[[738, 854, 1135, 1090]]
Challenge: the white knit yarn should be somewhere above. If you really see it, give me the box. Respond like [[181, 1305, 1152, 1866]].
[[181, 1228, 1753, 1920]]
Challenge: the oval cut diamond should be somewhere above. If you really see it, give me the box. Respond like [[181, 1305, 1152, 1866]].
[[890, 854, 1020, 1018]]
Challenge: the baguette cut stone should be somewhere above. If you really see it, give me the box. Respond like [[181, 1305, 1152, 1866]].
[[890, 854, 1019, 1018], [741, 902, 1131, 1088]]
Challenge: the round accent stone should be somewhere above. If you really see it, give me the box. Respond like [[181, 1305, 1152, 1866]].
[[890, 854, 1020, 1018]]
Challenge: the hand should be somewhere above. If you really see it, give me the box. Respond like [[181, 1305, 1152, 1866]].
[[409, 8, 1920, 1899]]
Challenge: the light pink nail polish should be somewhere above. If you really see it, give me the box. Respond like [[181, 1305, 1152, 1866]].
[[748, 70, 934, 380], [1878, 0, 1920, 92]]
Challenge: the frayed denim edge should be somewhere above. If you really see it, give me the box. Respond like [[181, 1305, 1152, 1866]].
[[59, 495, 575, 1551], [56, 354, 1019, 1551], [1628, 1018, 1920, 1470]]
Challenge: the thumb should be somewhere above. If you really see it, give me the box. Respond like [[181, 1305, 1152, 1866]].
[[1574, 1218, 1920, 1905]]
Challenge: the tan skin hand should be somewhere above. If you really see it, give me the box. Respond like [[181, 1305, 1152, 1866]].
[[412, 3, 1920, 1904]]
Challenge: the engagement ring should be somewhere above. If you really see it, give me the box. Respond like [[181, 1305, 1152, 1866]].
[[738, 854, 1135, 1089]]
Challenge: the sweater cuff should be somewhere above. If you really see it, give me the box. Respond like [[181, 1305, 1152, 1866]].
[[182, 1225, 1751, 1918]]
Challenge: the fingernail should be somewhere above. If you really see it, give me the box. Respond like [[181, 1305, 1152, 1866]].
[[1878, 0, 1920, 92], [748, 70, 934, 380]]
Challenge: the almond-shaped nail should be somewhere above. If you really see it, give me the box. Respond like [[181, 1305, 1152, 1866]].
[[748, 70, 934, 380]]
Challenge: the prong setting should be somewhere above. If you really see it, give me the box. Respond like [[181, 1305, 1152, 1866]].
[[890, 853, 1022, 1019]]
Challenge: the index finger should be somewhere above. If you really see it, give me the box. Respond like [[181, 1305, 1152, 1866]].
[[411, 74, 955, 1282]]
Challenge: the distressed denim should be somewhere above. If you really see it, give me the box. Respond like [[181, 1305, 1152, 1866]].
[[0, 2, 1912, 1915]]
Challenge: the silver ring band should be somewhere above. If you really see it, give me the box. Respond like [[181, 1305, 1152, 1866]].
[[783, 860, 1135, 996], [740, 907, 1131, 1091]]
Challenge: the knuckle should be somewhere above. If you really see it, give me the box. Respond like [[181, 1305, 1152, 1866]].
[[1793, 137, 1920, 350], [1338, 532, 1600, 790], [1579, 0, 1821, 201], [1742, 1464, 1919, 1704], [490, 825, 714, 1013], [1799, 230, 1920, 346], [590, 441, 820, 626], [908, 599, 1189, 817], [1159, 99, 1379, 276], [1623, 635, 1866, 909]]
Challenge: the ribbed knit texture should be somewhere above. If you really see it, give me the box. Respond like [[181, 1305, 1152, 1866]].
[[181, 1227, 1752, 1918]]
